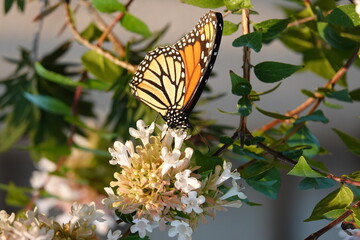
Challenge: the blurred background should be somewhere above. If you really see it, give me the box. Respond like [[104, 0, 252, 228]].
[[0, 0, 359, 239]]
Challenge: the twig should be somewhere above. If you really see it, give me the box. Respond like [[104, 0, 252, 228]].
[[287, 16, 316, 27], [212, 131, 239, 156], [242, 9, 251, 81], [250, 135, 360, 186], [239, 8, 251, 142], [95, 0, 135, 48], [213, 128, 360, 187], [258, 47, 359, 133], [66, 71, 87, 146], [64, 2, 137, 73], [96, 12, 124, 47], [80, 0, 126, 56], [237, 159, 257, 172], [304, 201, 360, 240], [325, 174, 360, 187]]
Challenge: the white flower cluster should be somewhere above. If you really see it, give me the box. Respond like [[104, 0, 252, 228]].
[[0, 202, 113, 240], [104, 120, 247, 240], [338, 227, 360, 240]]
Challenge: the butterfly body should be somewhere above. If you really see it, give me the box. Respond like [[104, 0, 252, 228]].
[[130, 11, 223, 129]]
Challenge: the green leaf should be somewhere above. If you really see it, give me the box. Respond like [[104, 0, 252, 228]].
[[301, 89, 316, 98], [73, 144, 110, 157], [123, 234, 150, 240], [340, 29, 360, 42], [325, 89, 353, 103], [217, 108, 239, 115], [254, 18, 290, 43], [30, 144, 71, 162], [33, 2, 60, 21], [80, 23, 104, 42], [65, 116, 98, 132], [243, 136, 265, 146], [120, 12, 151, 37], [115, 210, 133, 224], [303, 48, 344, 83], [41, 41, 72, 64], [0, 116, 28, 152], [5, 0, 15, 14], [91, 0, 125, 13], [230, 70, 251, 96], [287, 125, 320, 158], [35, 62, 110, 90], [280, 27, 314, 53], [246, 167, 281, 199], [255, 106, 293, 120], [181, 0, 224, 9], [224, 0, 253, 10], [323, 209, 348, 220], [325, 4, 360, 28], [251, 83, 281, 96], [239, 161, 273, 179], [323, 100, 343, 109], [332, 128, 360, 157], [223, 20, 239, 35], [288, 156, 324, 178], [16, 0, 25, 11], [81, 50, 123, 83], [305, 185, 354, 221], [83, 78, 111, 91], [347, 171, 360, 181], [254, 61, 302, 83], [237, 97, 252, 116], [317, 22, 357, 50], [233, 145, 266, 160], [350, 88, 360, 101], [219, 136, 234, 145], [194, 150, 223, 173], [232, 31, 262, 52], [295, 110, 329, 124], [282, 149, 303, 159], [23, 92, 71, 115], [241, 198, 262, 206], [35, 62, 80, 87], [315, 0, 337, 11], [298, 177, 336, 190], [0, 182, 31, 207]]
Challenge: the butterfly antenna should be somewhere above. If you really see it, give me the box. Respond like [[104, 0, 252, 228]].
[[154, 113, 160, 122], [160, 127, 169, 142], [198, 131, 211, 153]]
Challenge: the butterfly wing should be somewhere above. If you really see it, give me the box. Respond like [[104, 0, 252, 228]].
[[175, 11, 223, 114], [130, 46, 186, 117], [130, 11, 223, 129]]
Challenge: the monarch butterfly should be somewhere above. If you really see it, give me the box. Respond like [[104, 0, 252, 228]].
[[130, 11, 223, 129]]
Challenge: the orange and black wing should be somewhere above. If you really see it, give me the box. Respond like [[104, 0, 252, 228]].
[[130, 11, 223, 129], [130, 46, 186, 117], [175, 11, 223, 114]]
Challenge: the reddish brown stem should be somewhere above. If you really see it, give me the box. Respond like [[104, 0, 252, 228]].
[[305, 201, 360, 240], [96, 12, 124, 47], [259, 48, 359, 133], [96, 0, 134, 47], [287, 16, 316, 27], [64, 2, 137, 72]]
